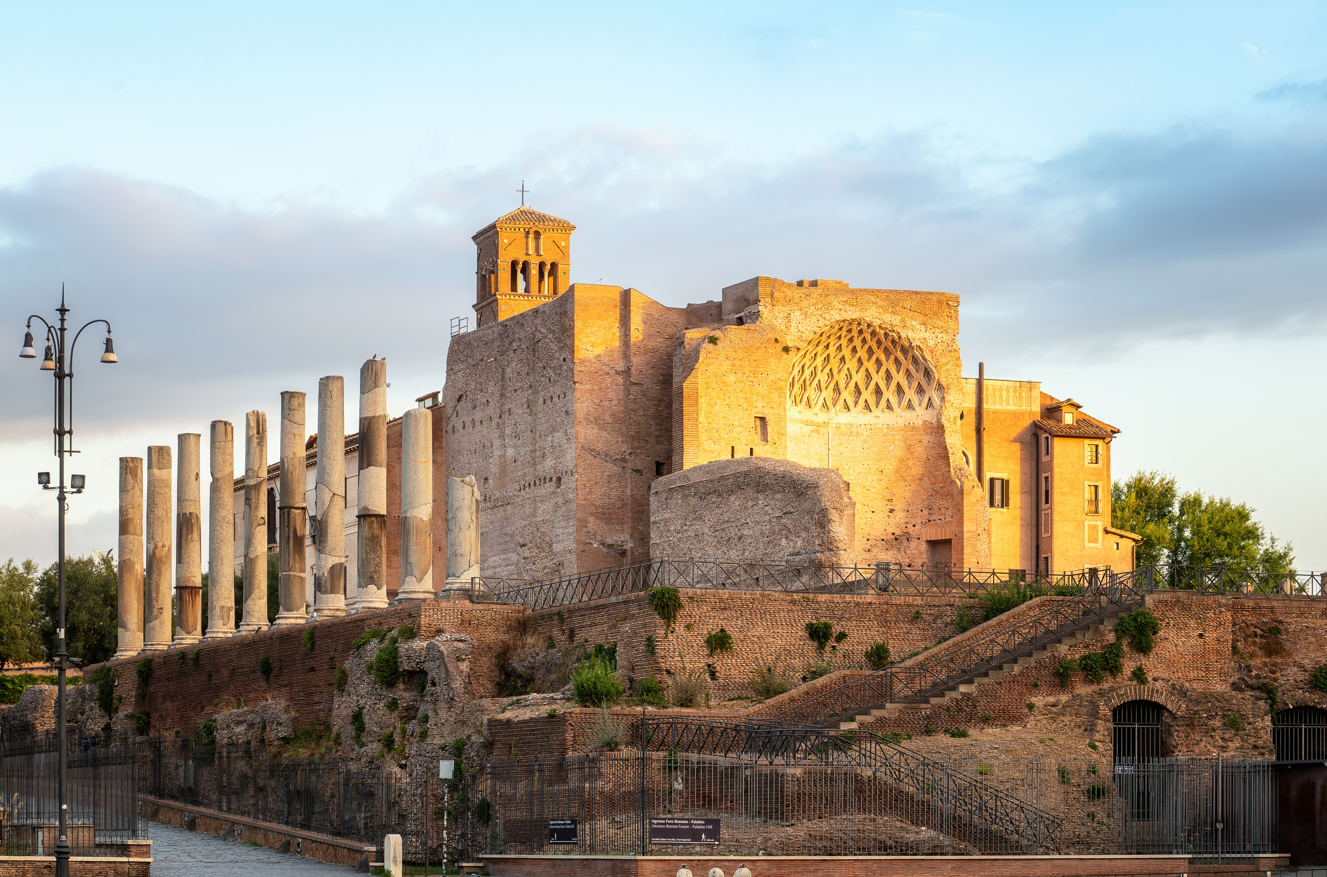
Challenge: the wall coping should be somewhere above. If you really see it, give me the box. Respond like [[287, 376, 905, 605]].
[[0, 857, 152, 863], [142, 794, 376, 854], [480, 854, 1195, 861]]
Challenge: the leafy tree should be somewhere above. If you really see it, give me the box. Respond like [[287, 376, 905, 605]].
[[1111, 471, 1177, 568], [0, 559, 44, 667], [35, 553, 118, 665], [1113, 471, 1294, 575]]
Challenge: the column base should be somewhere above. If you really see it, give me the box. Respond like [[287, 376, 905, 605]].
[[235, 622, 266, 634], [172, 635, 202, 647], [435, 578, 479, 602], [354, 590, 389, 612], [140, 641, 170, 652], [270, 611, 308, 628], [112, 646, 143, 661], [202, 629, 235, 641], [395, 586, 435, 602], [309, 597, 347, 621]]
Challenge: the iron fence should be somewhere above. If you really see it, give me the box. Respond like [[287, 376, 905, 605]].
[[1123, 565, 1327, 598], [475, 746, 1278, 859], [0, 733, 145, 856]]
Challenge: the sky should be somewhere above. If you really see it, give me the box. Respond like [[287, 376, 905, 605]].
[[1, 1, 1325, 571]]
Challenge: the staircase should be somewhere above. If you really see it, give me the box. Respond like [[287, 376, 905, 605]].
[[764, 571, 1143, 729]]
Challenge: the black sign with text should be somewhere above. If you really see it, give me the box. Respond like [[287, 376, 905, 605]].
[[548, 819, 579, 845], [649, 817, 720, 845]]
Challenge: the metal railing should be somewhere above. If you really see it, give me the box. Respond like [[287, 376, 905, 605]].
[[765, 569, 1141, 726], [1125, 564, 1327, 598], [0, 734, 145, 856]]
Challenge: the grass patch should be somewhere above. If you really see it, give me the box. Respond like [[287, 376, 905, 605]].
[[748, 656, 794, 700]]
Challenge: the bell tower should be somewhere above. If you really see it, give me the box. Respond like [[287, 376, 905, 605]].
[[471, 206, 576, 328]]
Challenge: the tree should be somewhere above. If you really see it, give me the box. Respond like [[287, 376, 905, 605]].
[[35, 553, 118, 665], [1111, 471, 1177, 568], [1113, 471, 1294, 574], [0, 559, 43, 667]]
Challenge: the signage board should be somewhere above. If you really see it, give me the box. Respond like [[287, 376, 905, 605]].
[[548, 819, 579, 845], [649, 817, 720, 845]]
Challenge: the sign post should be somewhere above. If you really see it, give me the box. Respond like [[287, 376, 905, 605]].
[[440, 760, 454, 874]]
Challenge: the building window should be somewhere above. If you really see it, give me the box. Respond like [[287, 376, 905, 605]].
[[1040, 555, 1050, 575], [1085, 442, 1101, 465], [1042, 475, 1050, 506], [1042, 435, 1050, 458], [755, 415, 768, 443], [1085, 483, 1101, 515], [1274, 707, 1327, 761], [655, 460, 668, 477], [1063, 410, 1075, 425], [988, 477, 1011, 509]]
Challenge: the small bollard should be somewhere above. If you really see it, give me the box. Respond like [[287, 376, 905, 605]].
[[708, 868, 725, 877], [676, 865, 693, 877], [384, 833, 403, 877], [734, 865, 753, 877]]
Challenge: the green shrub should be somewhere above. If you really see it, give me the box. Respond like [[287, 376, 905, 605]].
[[979, 582, 1047, 619], [1054, 658, 1079, 687], [191, 649, 200, 665], [587, 710, 628, 751], [583, 643, 617, 670], [806, 621, 834, 653], [1115, 609, 1161, 654], [637, 675, 667, 707], [333, 667, 348, 692], [865, 642, 892, 670], [946, 728, 970, 738], [352, 628, 389, 651], [385, 697, 399, 712], [1057, 765, 1071, 784], [748, 657, 794, 700], [258, 657, 273, 682], [1259, 681, 1280, 714], [670, 665, 707, 708], [834, 630, 849, 644], [647, 587, 683, 629], [129, 710, 150, 736], [88, 665, 117, 717], [954, 608, 975, 634], [645, 635, 656, 656], [980, 713, 992, 724], [1079, 652, 1107, 684], [1130, 665, 1149, 686], [704, 629, 733, 656], [136, 658, 153, 686], [351, 708, 366, 747], [197, 717, 217, 748], [1087, 784, 1108, 800], [572, 658, 624, 708], [398, 625, 417, 641], [303, 629, 315, 653], [368, 639, 402, 688], [806, 656, 834, 681], [1225, 714, 1244, 732]]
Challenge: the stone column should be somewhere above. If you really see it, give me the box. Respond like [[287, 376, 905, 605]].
[[441, 475, 482, 599], [174, 433, 203, 645], [204, 421, 236, 639], [312, 376, 347, 619], [238, 411, 268, 634], [114, 457, 144, 658], [354, 358, 389, 611], [143, 445, 173, 651], [272, 391, 308, 627], [397, 407, 434, 601]]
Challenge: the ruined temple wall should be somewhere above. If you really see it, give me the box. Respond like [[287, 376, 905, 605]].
[[444, 294, 578, 581], [675, 277, 988, 569], [572, 285, 685, 571]]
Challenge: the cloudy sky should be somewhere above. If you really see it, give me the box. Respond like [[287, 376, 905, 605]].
[[2, 1, 1325, 570]]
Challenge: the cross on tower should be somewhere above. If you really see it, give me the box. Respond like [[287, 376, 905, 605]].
[[516, 181, 529, 206]]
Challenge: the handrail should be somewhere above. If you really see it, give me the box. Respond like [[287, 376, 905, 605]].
[[766, 570, 1144, 726], [642, 715, 1063, 852]]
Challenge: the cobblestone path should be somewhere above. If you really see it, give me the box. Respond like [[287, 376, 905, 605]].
[[149, 821, 359, 876]]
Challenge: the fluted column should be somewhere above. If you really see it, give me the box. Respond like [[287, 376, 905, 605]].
[[174, 433, 203, 645], [354, 358, 389, 611], [397, 407, 434, 601], [238, 411, 268, 634], [313, 376, 347, 619], [273, 391, 308, 627], [205, 421, 236, 639], [114, 457, 144, 658], [143, 445, 173, 651]]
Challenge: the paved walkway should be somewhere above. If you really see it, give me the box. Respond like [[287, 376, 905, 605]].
[[148, 821, 360, 876]]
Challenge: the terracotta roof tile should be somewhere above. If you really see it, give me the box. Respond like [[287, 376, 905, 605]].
[[1035, 418, 1116, 438], [472, 207, 576, 239]]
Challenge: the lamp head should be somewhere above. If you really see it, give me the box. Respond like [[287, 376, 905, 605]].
[[70, 474, 86, 491], [100, 332, 117, 364], [37, 472, 50, 486], [19, 330, 36, 359], [39, 345, 55, 371]]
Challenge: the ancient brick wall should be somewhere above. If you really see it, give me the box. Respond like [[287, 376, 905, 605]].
[[418, 601, 527, 697], [649, 458, 855, 566]]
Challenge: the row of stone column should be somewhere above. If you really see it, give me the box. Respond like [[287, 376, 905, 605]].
[[113, 357, 435, 657]]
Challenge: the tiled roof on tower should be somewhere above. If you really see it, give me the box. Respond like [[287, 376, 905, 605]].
[[472, 207, 576, 240]]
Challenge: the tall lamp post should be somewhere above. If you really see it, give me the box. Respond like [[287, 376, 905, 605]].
[[18, 288, 117, 877]]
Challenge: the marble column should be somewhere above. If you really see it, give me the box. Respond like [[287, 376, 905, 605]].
[[143, 445, 173, 651], [354, 358, 389, 611], [397, 407, 434, 601], [204, 421, 236, 639], [114, 457, 144, 659], [312, 376, 347, 619], [273, 391, 308, 627], [441, 475, 482, 599], [174, 433, 203, 645], [238, 411, 268, 634]]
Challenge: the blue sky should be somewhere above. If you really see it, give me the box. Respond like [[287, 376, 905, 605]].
[[2, 1, 1325, 569]]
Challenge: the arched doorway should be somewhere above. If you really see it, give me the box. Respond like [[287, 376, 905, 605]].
[[1274, 707, 1327, 761], [1113, 699, 1166, 761]]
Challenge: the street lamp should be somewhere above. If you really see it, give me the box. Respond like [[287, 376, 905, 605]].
[[19, 287, 117, 877]]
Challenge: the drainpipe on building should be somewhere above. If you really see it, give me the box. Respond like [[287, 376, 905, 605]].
[[976, 362, 985, 491]]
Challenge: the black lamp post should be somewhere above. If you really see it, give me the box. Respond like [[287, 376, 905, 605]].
[[19, 288, 117, 877]]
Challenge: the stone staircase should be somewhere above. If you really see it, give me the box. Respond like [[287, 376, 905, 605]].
[[834, 620, 1114, 731]]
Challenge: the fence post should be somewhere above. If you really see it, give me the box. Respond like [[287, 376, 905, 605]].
[[639, 712, 648, 856]]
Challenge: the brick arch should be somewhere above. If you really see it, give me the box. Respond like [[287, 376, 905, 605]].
[[1102, 684, 1186, 717]]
